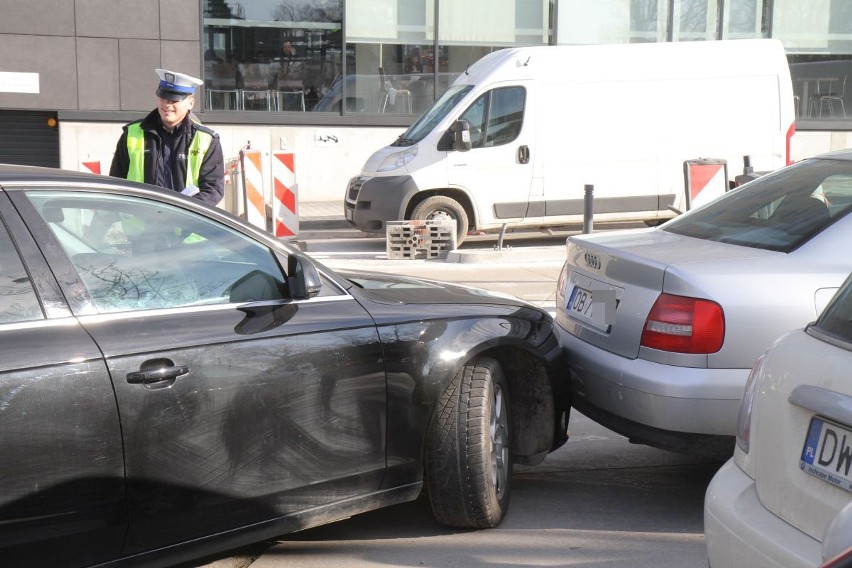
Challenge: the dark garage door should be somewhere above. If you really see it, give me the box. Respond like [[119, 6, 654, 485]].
[[0, 111, 59, 168]]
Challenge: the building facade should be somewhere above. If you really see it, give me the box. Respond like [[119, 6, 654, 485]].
[[0, 0, 851, 209]]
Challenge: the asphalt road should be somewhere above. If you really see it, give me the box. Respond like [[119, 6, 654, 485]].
[[189, 234, 727, 568]]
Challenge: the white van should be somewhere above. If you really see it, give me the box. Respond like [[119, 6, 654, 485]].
[[343, 39, 796, 242]]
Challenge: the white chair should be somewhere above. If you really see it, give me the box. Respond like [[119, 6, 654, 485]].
[[276, 90, 306, 111], [238, 63, 274, 111], [378, 68, 413, 114], [817, 75, 847, 117], [204, 61, 240, 110]]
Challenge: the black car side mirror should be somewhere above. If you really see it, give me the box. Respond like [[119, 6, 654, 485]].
[[288, 254, 322, 300]]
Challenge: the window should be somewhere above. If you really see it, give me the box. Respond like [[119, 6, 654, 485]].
[[814, 272, 852, 343], [344, 0, 548, 115], [662, 158, 852, 252], [202, 0, 343, 112], [25, 192, 289, 313], [0, 219, 42, 324], [775, 1, 852, 123], [460, 86, 526, 148]]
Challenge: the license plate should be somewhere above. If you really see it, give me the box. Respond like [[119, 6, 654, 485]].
[[566, 283, 617, 332], [568, 285, 594, 318], [800, 416, 852, 493]]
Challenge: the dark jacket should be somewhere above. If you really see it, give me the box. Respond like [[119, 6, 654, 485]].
[[109, 109, 225, 205]]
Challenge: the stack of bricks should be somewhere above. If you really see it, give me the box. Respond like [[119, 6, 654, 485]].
[[386, 220, 457, 260]]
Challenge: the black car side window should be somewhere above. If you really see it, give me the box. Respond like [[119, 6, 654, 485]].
[[25, 192, 289, 313], [0, 219, 43, 323]]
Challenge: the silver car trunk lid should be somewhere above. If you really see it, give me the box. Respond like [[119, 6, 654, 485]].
[[559, 228, 775, 359]]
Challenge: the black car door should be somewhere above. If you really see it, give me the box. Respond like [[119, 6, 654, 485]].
[[12, 188, 387, 555], [0, 192, 125, 567]]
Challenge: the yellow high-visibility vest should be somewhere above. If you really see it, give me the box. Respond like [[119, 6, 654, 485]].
[[126, 123, 213, 188]]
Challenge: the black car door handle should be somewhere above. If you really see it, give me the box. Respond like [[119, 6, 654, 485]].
[[127, 364, 190, 384], [518, 145, 530, 164]]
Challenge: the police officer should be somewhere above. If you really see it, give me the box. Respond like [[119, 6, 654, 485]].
[[110, 69, 224, 205]]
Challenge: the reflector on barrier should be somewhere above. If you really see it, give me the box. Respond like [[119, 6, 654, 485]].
[[81, 161, 101, 174], [683, 158, 728, 210]]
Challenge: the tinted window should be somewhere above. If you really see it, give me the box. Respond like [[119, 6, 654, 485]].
[[663, 159, 852, 252], [815, 273, 852, 343], [460, 86, 526, 149], [485, 87, 525, 146], [25, 192, 289, 313], [0, 219, 43, 323]]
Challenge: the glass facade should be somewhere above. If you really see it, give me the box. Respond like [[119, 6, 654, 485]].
[[200, 0, 852, 127]]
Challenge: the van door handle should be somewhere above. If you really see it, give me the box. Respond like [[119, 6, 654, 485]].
[[518, 145, 530, 164]]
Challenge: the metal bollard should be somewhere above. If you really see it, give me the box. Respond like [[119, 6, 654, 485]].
[[583, 184, 594, 234]]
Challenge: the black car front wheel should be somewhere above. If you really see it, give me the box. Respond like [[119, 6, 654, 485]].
[[425, 356, 511, 528]]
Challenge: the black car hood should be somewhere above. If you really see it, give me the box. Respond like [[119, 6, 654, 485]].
[[335, 268, 530, 309]]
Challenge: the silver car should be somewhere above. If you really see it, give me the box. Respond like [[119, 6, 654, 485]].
[[555, 149, 852, 457]]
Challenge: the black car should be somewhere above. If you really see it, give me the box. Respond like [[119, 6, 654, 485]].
[[0, 164, 569, 567]]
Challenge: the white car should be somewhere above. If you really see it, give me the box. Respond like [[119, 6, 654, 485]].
[[704, 272, 852, 567]]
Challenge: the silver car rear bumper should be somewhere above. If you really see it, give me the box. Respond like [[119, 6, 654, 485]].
[[558, 325, 746, 453]]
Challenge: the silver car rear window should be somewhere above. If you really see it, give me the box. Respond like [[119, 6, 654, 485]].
[[663, 159, 852, 253]]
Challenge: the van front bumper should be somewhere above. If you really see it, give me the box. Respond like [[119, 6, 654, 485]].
[[344, 175, 419, 234]]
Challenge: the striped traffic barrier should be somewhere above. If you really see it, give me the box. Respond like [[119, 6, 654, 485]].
[[683, 158, 729, 210], [81, 161, 101, 174], [241, 148, 266, 230], [271, 152, 298, 238]]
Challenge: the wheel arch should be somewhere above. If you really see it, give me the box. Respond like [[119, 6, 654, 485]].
[[481, 345, 569, 466], [404, 188, 478, 230]]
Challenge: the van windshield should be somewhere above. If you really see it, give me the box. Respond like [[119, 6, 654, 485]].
[[392, 85, 474, 146]]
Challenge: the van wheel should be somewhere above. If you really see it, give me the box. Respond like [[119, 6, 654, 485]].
[[425, 357, 511, 528], [411, 196, 469, 245]]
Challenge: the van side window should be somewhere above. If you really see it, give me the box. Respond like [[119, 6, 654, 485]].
[[459, 86, 526, 149], [486, 87, 525, 146]]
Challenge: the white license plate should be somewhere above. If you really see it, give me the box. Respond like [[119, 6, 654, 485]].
[[568, 285, 594, 318], [800, 416, 852, 493], [566, 284, 616, 332]]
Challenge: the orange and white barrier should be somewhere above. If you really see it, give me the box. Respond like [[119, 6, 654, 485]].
[[684, 159, 728, 210], [81, 161, 101, 174], [271, 152, 298, 238], [241, 149, 266, 230]]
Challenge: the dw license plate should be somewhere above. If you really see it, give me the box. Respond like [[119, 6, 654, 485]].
[[800, 416, 852, 493]]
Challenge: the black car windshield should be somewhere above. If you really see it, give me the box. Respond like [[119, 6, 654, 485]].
[[392, 84, 474, 146], [663, 158, 852, 253]]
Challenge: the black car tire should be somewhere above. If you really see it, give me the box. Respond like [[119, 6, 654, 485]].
[[425, 356, 511, 528], [411, 196, 469, 246]]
